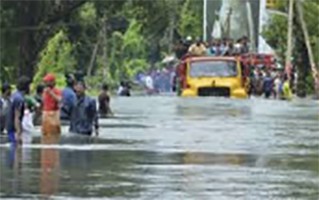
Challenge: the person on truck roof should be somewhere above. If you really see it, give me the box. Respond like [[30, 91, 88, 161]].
[[240, 36, 249, 54], [188, 37, 207, 56], [206, 40, 216, 56], [174, 39, 188, 59], [224, 38, 235, 56]]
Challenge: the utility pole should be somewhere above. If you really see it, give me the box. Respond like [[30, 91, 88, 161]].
[[246, 1, 256, 52], [285, 0, 294, 79], [203, 0, 207, 41]]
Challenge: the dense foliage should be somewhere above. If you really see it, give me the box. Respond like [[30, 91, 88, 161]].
[[0, 0, 203, 87], [0, 0, 86, 81], [262, 0, 319, 95]]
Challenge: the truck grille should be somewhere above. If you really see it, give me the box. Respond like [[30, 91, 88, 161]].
[[198, 87, 230, 97]]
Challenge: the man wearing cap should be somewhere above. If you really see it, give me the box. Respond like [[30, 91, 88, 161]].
[[68, 81, 99, 136], [42, 73, 62, 135], [0, 83, 11, 134]]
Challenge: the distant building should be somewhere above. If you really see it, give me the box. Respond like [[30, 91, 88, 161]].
[[206, 0, 260, 50]]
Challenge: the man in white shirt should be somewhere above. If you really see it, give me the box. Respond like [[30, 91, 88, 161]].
[[22, 97, 38, 144], [145, 74, 154, 95]]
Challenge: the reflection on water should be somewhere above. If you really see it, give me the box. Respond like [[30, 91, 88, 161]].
[[0, 97, 318, 199], [40, 135, 60, 197], [7, 146, 22, 197]]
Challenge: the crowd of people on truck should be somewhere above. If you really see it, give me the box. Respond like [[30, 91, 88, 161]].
[[0, 73, 115, 145], [174, 36, 250, 59]]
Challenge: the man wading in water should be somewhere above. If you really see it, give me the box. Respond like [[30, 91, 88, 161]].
[[60, 73, 76, 122], [42, 74, 62, 135], [69, 81, 99, 136], [98, 83, 113, 118], [6, 76, 31, 144]]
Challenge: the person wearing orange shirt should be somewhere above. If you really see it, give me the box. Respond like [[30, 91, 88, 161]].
[[42, 74, 62, 135]]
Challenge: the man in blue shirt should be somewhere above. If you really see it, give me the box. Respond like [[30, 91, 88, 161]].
[[7, 76, 31, 144], [69, 81, 99, 136], [60, 73, 76, 121]]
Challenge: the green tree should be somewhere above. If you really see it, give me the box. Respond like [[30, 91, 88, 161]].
[[178, 0, 203, 39], [262, 15, 288, 64], [303, 0, 319, 65], [108, 19, 147, 81], [0, 0, 86, 81], [1, 0, 204, 86], [263, 0, 319, 95], [33, 30, 75, 88]]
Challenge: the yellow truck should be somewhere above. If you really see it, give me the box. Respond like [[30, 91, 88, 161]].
[[177, 56, 248, 99]]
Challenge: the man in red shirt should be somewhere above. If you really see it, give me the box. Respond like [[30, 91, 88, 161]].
[[42, 74, 62, 135]]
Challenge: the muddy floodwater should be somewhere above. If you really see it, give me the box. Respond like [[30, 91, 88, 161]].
[[0, 97, 318, 199]]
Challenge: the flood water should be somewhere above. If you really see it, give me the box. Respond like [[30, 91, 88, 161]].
[[0, 97, 318, 199]]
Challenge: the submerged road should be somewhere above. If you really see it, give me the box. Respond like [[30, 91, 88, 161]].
[[0, 97, 318, 199]]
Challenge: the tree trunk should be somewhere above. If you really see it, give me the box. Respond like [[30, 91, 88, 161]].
[[17, 1, 38, 78], [87, 42, 99, 76], [293, 1, 309, 98], [296, 0, 317, 77], [102, 16, 108, 79], [285, 0, 294, 79]]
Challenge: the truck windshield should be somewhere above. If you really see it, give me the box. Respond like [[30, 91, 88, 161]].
[[190, 61, 237, 77]]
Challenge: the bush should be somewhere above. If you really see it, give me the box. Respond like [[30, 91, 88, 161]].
[[305, 74, 314, 94]]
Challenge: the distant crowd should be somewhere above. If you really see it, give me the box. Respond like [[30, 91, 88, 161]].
[[248, 68, 292, 100], [135, 68, 176, 95]]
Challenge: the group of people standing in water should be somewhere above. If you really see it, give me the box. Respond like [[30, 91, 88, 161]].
[[0, 73, 113, 145]]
